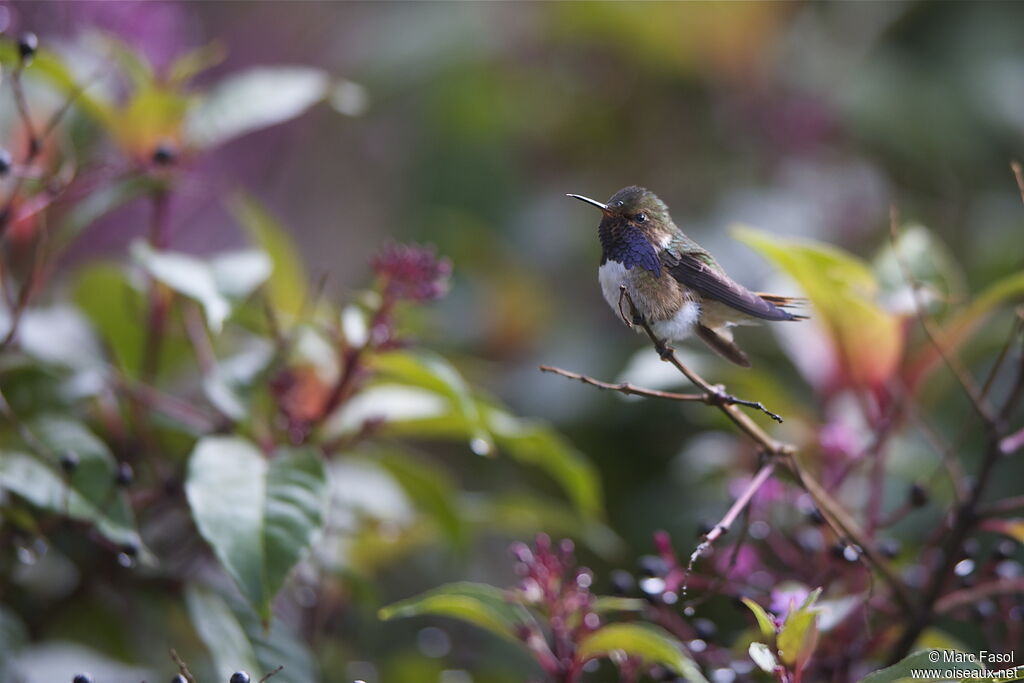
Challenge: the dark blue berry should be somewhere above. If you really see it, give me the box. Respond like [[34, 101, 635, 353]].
[[18, 33, 38, 62], [229, 672, 250, 683], [115, 462, 134, 486], [59, 451, 79, 473], [0, 149, 11, 176], [73, 675, 92, 683], [152, 143, 176, 166]]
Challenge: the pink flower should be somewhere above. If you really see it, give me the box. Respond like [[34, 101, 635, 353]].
[[372, 243, 452, 302]]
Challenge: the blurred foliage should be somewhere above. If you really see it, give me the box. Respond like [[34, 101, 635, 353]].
[[0, 2, 1023, 683]]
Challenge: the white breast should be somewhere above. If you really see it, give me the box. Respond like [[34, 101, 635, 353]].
[[598, 260, 700, 340], [598, 261, 630, 312], [650, 301, 700, 341]]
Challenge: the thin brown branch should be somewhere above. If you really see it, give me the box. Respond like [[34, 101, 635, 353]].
[[703, 460, 775, 545], [978, 494, 1024, 518], [935, 578, 1024, 615], [258, 665, 285, 683], [169, 649, 197, 683], [541, 364, 753, 405], [1011, 161, 1024, 206]]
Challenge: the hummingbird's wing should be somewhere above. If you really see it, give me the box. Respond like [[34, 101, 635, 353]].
[[661, 250, 802, 322]]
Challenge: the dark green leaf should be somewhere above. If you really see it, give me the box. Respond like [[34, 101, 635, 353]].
[[185, 437, 328, 618], [185, 584, 261, 681], [376, 451, 466, 547], [577, 623, 708, 682], [0, 417, 141, 550], [72, 264, 146, 375], [859, 650, 984, 683]]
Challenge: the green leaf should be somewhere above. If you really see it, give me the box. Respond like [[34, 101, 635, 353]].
[[132, 240, 230, 332], [376, 451, 465, 548], [185, 584, 261, 681], [859, 650, 983, 683], [167, 41, 227, 86], [777, 606, 818, 668], [0, 416, 141, 548], [379, 582, 532, 644], [132, 242, 270, 333], [229, 193, 308, 316], [0, 39, 114, 124], [873, 224, 965, 313], [73, 264, 146, 375], [371, 351, 494, 455], [483, 405, 604, 520], [186, 66, 330, 148], [0, 448, 141, 548], [577, 623, 708, 683], [592, 596, 647, 613], [7, 306, 104, 372], [734, 225, 902, 389], [749, 642, 778, 674], [742, 597, 777, 638], [185, 438, 328, 618], [907, 269, 1024, 387]]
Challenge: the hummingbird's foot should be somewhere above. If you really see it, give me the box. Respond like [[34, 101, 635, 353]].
[[656, 341, 675, 361], [708, 384, 784, 423]]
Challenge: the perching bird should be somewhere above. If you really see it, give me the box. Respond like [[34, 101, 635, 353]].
[[568, 185, 805, 367]]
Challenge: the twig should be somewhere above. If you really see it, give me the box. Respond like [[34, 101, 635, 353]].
[[934, 578, 1024, 615], [703, 460, 775, 545], [978, 494, 1024, 518], [169, 649, 197, 683], [258, 665, 285, 683], [1011, 161, 1024, 206]]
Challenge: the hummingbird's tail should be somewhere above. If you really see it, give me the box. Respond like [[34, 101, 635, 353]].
[[754, 293, 809, 321]]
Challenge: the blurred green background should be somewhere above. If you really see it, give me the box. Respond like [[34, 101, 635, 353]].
[[4, 1, 1024, 681]]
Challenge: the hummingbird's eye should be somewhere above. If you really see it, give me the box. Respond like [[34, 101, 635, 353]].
[[635, 212, 648, 223]]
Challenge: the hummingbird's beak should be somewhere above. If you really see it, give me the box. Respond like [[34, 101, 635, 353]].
[[566, 193, 610, 213]]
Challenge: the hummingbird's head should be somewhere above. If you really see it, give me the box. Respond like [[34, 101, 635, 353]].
[[567, 186, 673, 240]]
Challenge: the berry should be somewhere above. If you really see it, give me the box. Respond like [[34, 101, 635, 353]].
[[908, 483, 929, 508], [229, 672, 250, 683], [994, 540, 1019, 561], [18, 32, 38, 62], [152, 143, 177, 166], [73, 675, 93, 683], [692, 617, 717, 640], [879, 538, 901, 559], [609, 569, 635, 596], [805, 507, 826, 526], [637, 554, 668, 578], [0, 149, 11, 176], [171, 675, 188, 683], [59, 451, 80, 473], [114, 462, 134, 486]]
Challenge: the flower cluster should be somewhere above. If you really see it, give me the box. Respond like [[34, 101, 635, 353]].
[[509, 535, 600, 679], [371, 242, 451, 302]]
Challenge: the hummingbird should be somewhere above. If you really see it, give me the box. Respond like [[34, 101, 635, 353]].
[[568, 186, 806, 367]]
